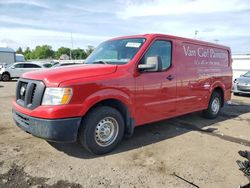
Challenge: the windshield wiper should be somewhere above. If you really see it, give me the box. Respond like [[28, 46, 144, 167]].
[[92, 61, 108, 64]]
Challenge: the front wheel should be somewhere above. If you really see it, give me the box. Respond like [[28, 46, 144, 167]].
[[1, 73, 11, 81], [203, 92, 221, 119], [233, 92, 240, 96], [78, 106, 125, 155]]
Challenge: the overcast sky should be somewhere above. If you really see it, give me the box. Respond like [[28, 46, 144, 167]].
[[0, 0, 249, 53]]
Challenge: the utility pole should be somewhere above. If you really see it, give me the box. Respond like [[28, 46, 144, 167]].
[[195, 30, 199, 39], [70, 32, 74, 60]]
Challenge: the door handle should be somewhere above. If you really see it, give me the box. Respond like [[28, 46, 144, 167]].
[[166, 75, 174, 81]]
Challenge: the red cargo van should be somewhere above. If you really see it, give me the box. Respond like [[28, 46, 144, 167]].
[[12, 34, 232, 154]]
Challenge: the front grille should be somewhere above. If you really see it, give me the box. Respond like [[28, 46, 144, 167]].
[[16, 78, 45, 110], [30, 84, 37, 104]]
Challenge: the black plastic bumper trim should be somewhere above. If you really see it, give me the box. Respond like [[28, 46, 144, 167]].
[[12, 109, 81, 143]]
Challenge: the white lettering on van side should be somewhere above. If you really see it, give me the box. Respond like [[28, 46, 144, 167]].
[[183, 45, 228, 60], [198, 48, 209, 58], [183, 46, 196, 57], [210, 49, 227, 59]]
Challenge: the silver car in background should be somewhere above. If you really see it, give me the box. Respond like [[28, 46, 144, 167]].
[[0, 62, 46, 81], [232, 71, 250, 95]]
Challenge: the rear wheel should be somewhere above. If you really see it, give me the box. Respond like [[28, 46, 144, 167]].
[[1, 73, 11, 81], [203, 92, 222, 119], [79, 106, 125, 155]]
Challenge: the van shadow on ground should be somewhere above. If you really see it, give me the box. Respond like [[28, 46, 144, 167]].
[[48, 99, 250, 159]]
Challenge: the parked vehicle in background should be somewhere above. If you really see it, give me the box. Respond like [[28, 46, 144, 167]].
[[52, 63, 81, 68], [12, 34, 232, 154], [15, 54, 25, 62], [232, 54, 250, 80], [0, 62, 46, 81], [232, 71, 250, 95]]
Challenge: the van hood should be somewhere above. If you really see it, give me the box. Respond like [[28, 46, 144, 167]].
[[22, 64, 117, 86]]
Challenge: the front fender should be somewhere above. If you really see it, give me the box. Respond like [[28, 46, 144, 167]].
[[79, 88, 134, 117]]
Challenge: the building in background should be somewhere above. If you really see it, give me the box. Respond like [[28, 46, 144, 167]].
[[0, 47, 16, 65], [232, 54, 250, 80]]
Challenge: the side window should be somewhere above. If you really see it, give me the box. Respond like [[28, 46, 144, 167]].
[[24, 64, 41, 68], [14, 64, 24, 68], [142, 40, 172, 70], [31, 64, 41, 68]]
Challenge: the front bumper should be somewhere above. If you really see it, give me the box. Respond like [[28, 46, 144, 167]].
[[12, 108, 82, 142], [232, 84, 250, 94]]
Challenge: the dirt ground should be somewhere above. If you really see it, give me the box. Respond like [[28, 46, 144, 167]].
[[0, 81, 250, 188]]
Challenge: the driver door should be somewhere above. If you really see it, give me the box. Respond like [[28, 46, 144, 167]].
[[135, 40, 177, 125]]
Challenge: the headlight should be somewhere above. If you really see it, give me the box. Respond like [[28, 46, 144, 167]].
[[42, 87, 73, 105]]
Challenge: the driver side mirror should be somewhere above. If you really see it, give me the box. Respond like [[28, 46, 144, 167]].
[[11, 66, 15, 69], [138, 56, 162, 72]]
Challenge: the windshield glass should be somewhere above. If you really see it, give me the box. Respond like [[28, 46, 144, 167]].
[[85, 38, 146, 65], [243, 71, 250, 77]]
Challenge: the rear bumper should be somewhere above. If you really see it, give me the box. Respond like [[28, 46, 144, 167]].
[[12, 108, 82, 143]]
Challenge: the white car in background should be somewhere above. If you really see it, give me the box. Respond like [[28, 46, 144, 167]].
[[0, 62, 46, 81]]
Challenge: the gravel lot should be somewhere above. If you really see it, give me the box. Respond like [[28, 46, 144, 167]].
[[0, 81, 250, 188]]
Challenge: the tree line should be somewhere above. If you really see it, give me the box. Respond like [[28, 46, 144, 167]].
[[16, 45, 94, 60]]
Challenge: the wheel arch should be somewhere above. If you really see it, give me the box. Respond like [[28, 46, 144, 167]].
[[211, 86, 224, 107], [2, 71, 10, 76], [79, 90, 135, 137]]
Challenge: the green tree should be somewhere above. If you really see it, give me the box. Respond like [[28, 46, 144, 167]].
[[72, 48, 87, 59], [23, 47, 32, 60], [17, 45, 95, 60], [33, 45, 54, 59], [16, 47, 23, 54]]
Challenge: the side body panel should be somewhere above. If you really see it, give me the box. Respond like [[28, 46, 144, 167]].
[[9, 66, 23, 77], [175, 40, 232, 115]]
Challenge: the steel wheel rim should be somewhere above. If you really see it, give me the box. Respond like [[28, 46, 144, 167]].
[[211, 97, 220, 114], [95, 117, 119, 147]]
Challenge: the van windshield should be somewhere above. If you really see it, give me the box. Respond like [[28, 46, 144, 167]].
[[85, 38, 146, 65]]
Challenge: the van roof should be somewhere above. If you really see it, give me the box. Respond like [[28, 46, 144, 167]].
[[109, 33, 230, 50]]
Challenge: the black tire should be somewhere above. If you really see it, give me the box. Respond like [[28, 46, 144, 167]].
[[1, 73, 11, 81], [233, 92, 240, 96], [79, 106, 125, 155], [203, 92, 222, 119]]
